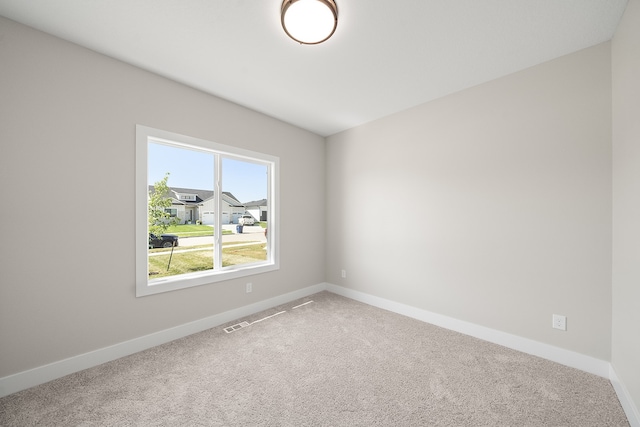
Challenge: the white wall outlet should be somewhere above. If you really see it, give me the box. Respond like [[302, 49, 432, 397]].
[[341, 269, 346, 278], [246, 282, 252, 293], [552, 314, 566, 331]]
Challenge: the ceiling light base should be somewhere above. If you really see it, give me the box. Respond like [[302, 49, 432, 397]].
[[281, 0, 338, 45]]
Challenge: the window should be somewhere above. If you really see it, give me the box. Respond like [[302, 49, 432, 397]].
[[136, 125, 279, 297], [177, 194, 197, 201]]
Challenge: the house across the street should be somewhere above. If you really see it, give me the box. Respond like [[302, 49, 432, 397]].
[[244, 199, 267, 222], [148, 186, 247, 225]]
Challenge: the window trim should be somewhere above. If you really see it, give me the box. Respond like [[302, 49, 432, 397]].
[[136, 125, 279, 297]]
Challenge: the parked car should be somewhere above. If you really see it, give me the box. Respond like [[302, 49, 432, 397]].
[[149, 233, 179, 248], [239, 214, 255, 226]]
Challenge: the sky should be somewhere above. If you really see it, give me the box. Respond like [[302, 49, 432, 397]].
[[148, 142, 268, 203]]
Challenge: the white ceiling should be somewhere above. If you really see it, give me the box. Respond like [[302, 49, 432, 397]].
[[0, 0, 628, 136]]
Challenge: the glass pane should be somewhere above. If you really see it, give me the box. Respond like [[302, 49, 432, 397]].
[[147, 142, 215, 280], [221, 157, 268, 268]]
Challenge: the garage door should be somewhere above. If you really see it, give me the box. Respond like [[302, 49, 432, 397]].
[[202, 211, 214, 225]]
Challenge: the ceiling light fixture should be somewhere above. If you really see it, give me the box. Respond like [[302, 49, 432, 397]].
[[281, 0, 338, 45]]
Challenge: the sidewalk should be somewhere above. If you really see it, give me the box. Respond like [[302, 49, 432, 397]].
[[149, 240, 263, 257]]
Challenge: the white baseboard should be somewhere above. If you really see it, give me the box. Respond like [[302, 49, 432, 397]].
[[326, 284, 610, 377], [610, 365, 640, 427], [4, 281, 638, 427], [0, 283, 327, 398], [327, 284, 640, 425]]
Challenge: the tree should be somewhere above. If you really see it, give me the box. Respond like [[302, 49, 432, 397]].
[[149, 173, 180, 272], [148, 172, 179, 238]]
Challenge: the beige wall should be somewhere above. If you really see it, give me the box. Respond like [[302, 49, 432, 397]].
[[2, 8, 639, 416], [0, 17, 325, 377], [326, 43, 613, 360], [612, 0, 640, 415]]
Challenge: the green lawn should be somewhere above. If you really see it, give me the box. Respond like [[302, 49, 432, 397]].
[[162, 224, 231, 237], [149, 243, 267, 278]]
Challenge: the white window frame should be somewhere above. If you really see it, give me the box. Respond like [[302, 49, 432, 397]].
[[136, 125, 279, 297]]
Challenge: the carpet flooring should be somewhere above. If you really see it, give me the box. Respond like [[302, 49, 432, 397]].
[[0, 291, 629, 426]]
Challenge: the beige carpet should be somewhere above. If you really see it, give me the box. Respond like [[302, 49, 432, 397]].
[[0, 291, 629, 426]]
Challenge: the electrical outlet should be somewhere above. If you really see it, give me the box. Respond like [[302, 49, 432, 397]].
[[552, 314, 566, 331], [246, 282, 252, 293], [341, 269, 346, 278]]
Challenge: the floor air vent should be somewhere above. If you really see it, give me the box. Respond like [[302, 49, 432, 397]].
[[224, 321, 250, 333], [223, 301, 313, 334]]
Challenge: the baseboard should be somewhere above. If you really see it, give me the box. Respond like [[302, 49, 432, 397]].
[[0, 283, 327, 398], [5, 281, 637, 427], [610, 365, 640, 427], [326, 284, 610, 378], [326, 284, 640, 424], [328, 285, 638, 426]]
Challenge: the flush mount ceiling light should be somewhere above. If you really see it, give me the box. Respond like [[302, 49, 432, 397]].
[[281, 0, 338, 45]]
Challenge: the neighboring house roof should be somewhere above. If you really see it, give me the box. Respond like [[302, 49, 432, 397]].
[[148, 186, 244, 207], [244, 199, 267, 207], [220, 192, 244, 207]]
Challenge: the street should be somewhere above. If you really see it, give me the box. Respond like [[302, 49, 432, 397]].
[[178, 225, 266, 247]]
